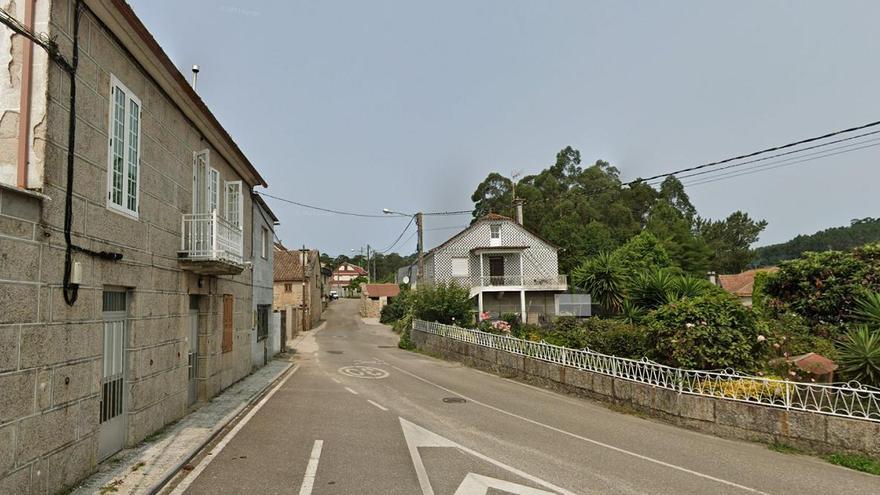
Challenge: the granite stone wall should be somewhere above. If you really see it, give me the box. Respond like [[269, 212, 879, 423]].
[[411, 327, 880, 458]]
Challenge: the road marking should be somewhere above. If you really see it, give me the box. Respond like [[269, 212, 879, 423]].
[[330, 377, 340, 383], [345, 387, 359, 395], [391, 365, 767, 494], [170, 364, 301, 494], [338, 365, 390, 379], [367, 399, 388, 411], [455, 473, 556, 495], [298, 440, 324, 495], [400, 418, 574, 495]]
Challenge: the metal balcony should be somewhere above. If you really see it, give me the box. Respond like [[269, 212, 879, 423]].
[[178, 211, 244, 275]]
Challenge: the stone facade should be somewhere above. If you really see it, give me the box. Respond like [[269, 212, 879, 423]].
[[0, 1, 270, 492], [411, 327, 880, 458], [251, 195, 278, 367], [273, 248, 323, 332]]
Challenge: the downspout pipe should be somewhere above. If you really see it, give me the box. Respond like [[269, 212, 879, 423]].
[[16, 0, 35, 189]]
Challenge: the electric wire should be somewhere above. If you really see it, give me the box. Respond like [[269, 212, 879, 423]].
[[378, 215, 416, 253], [630, 119, 880, 186]]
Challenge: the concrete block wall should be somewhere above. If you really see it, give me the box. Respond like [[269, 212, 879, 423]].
[[411, 328, 880, 458], [0, 1, 260, 492]]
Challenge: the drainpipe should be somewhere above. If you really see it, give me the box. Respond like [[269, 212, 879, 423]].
[[16, 0, 36, 188]]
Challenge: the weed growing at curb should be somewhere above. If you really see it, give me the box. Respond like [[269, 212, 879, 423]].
[[768, 442, 805, 455], [824, 453, 880, 476]]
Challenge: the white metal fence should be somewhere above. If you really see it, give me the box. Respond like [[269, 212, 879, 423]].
[[413, 319, 880, 422], [181, 211, 243, 264]]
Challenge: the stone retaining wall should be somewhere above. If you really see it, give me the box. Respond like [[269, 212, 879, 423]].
[[411, 328, 880, 457]]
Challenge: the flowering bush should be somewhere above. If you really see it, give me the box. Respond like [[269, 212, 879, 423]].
[[646, 291, 760, 370]]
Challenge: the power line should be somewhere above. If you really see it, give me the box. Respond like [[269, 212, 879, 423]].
[[682, 141, 880, 188], [378, 215, 416, 253], [257, 191, 394, 218], [648, 129, 880, 185], [630, 119, 880, 186]]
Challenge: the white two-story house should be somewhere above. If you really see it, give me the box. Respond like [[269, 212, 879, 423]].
[[419, 212, 568, 323]]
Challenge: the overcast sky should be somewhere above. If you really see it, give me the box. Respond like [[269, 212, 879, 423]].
[[129, 0, 880, 257]]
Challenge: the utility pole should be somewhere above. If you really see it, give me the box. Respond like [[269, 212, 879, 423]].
[[416, 212, 424, 285], [300, 245, 308, 332], [366, 244, 371, 283]]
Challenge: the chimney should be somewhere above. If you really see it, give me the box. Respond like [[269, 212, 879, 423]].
[[707, 271, 717, 286], [513, 198, 524, 225]]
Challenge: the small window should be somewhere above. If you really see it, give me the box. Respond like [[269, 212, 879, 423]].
[[256, 304, 270, 341], [261, 226, 269, 259], [284, 283, 292, 292], [106, 76, 141, 217], [490, 224, 501, 239], [207, 168, 220, 214], [451, 257, 469, 277]]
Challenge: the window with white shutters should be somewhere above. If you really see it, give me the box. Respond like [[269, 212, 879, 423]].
[[106, 76, 141, 217], [207, 168, 219, 214]]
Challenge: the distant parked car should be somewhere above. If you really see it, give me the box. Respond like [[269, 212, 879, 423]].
[[329, 290, 339, 300]]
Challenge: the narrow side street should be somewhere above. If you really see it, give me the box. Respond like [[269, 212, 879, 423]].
[[164, 299, 878, 495]]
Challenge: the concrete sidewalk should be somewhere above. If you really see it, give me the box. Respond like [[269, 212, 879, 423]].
[[70, 359, 293, 495]]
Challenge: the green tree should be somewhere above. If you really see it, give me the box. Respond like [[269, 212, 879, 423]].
[[612, 231, 672, 274], [646, 202, 711, 275], [696, 211, 767, 273], [412, 282, 472, 325]]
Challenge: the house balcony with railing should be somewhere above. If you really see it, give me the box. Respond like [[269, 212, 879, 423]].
[[449, 274, 568, 298], [178, 210, 244, 275]]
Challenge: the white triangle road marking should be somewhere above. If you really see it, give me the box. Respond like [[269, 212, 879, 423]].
[[399, 417, 577, 495]]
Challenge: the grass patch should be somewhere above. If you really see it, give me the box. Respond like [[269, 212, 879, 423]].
[[825, 453, 880, 476], [768, 442, 805, 455]]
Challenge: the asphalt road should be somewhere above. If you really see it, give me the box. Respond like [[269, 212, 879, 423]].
[[170, 299, 878, 494]]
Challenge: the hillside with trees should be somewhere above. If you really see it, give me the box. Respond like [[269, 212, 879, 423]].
[[751, 217, 880, 267]]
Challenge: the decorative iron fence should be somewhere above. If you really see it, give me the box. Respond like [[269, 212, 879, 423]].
[[413, 319, 880, 422]]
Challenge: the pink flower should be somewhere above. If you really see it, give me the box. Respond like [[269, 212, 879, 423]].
[[757, 335, 766, 343], [480, 311, 490, 322]]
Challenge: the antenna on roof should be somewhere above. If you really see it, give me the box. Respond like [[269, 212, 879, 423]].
[[191, 64, 200, 90], [511, 170, 523, 200]]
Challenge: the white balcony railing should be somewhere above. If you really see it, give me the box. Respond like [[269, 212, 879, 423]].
[[180, 211, 243, 265], [450, 274, 568, 289]]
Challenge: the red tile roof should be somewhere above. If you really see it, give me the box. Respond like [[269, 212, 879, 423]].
[[717, 267, 778, 297], [274, 249, 318, 281], [363, 284, 400, 298]]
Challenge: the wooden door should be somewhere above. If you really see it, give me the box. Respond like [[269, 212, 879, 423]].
[[489, 257, 505, 285]]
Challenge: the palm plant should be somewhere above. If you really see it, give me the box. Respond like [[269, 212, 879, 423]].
[[669, 275, 713, 301], [629, 269, 676, 310], [853, 291, 880, 327], [572, 252, 626, 314], [837, 326, 880, 387], [617, 299, 647, 325]]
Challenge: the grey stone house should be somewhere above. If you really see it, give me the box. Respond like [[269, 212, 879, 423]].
[[421, 212, 568, 323], [251, 193, 280, 368], [0, 0, 272, 492]]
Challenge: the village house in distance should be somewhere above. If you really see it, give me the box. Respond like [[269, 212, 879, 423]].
[[0, 0, 279, 491], [273, 245, 328, 336], [330, 260, 368, 294]]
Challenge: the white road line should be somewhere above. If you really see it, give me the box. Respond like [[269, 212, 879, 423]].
[[170, 364, 301, 494], [298, 440, 324, 495], [390, 364, 767, 494], [345, 387, 359, 395], [367, 399, 388, 411], [331, 377, 340, 383]]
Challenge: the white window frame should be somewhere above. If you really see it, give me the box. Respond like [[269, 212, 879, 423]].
[[207, 167, 220, 214], [224, 180, 243, 228], [106, 75, 141, 219], [490, 224, 501, 238], [451, 257, 469, 277], [192, 149, 209, 214]]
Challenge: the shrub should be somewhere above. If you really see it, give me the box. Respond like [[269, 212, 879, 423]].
[[762, 243, 880, 328], [646, 291, 760, 370], [696, 377, 786, 401], [380, 286, 412, 324], [837, 326, 880, 387], [629, 269, 676, 310], [411, 282, 472, 325], [540, 317, 649, 359], [759, 312, 839, 367]]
